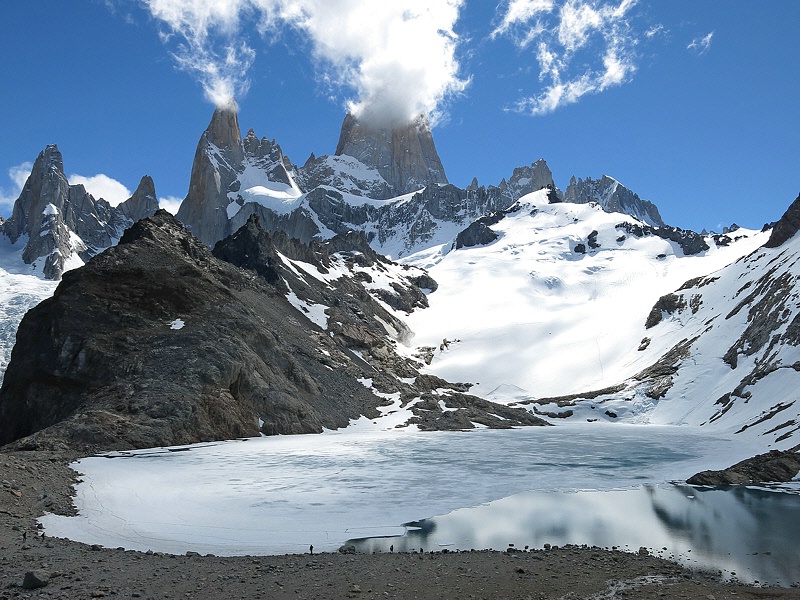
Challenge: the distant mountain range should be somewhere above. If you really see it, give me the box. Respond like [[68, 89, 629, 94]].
[[0, 106, 797, 453]]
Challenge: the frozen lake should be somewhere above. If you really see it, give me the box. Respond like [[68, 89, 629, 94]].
[[350, 483, 800, 586], [41, 424, 800, 584]]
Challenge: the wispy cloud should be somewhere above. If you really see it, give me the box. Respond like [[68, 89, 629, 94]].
[[0, 162, 32, 217], [687, 31, 714, 55], [644, 24, 665, 39], [68, 174, 132, 207], [493, 0, 640, 115], [141, 0, 255, 106], [138, 0, 468, 126]]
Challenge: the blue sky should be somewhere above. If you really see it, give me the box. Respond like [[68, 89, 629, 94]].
[[1, 1, 797, 233]]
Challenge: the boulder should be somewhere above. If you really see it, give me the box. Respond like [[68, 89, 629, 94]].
[[687, 449, 800, 485]]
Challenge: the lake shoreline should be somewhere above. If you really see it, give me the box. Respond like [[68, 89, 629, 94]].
[[3, 448, 800, 598]]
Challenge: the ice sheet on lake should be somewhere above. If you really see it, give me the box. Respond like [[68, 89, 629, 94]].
[[41, 424, 763, 556]]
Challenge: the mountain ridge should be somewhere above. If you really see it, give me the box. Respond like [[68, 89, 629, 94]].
[[1, 145, 158, 280], [2, 107, 799, 451]]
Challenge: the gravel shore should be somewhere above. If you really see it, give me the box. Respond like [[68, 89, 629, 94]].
[[2, 449, 799, 599]]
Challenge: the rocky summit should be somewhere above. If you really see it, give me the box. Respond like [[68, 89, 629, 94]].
[[335, 112, 448, 196], [176, 103, 302, 247]]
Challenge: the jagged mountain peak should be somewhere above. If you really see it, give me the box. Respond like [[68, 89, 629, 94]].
[[565, 174, 664, 227], [39, 144, 64, 173], [116, 176, 160, 224], [501, 158, 560, 201], [205, 103, 244, 161], [177, 106, 304, 247], [334, 112, 448, 195], [1, 144, 158, 279]]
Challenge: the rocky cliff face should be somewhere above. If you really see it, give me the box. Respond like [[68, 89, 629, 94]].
[[565, 175, 664, 227], [0, 211, 545, 452], [334, 112, 448, 196], [296, 153, 392, 199], [176, 103, 302, 246], [1, 145, 156, 279], [175, 107, 676, 260]]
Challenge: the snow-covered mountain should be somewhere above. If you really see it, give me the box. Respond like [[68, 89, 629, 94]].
[[176, 104, 523, 257], [400, 188, 800, 447], [1, 103, 799, 451], [180, 105, 658, 261], [0, 145, 158, 279]]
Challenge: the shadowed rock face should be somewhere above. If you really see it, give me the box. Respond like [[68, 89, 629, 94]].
[[335, 112, 448, 195], [764, 193, 800, 248], [0, 211, 381, 451]]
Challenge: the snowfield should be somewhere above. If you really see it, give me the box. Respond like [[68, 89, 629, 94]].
[[401, 190, 767, 401], [0, 236, 59, 385]]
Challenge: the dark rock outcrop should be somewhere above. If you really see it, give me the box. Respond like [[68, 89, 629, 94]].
[[687, 450, 800, 485], [455, 221, 499, 249], [645, 293, 687, 329], [764, 193, 800, 248], [616, 222, 709, 256], [334, 112, 448, 195], [0, 211, 380, 451]]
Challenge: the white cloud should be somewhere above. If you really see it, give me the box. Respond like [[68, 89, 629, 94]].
[[687, 31, 714, 55], [68, 174, 132, 206], [492, 0, 555, 40], [159, 195, 184, 215], [495, 0, 640, 115], [142, 0, 255, 106], [0, 162, 32, 217], [139, 0, 468, 126]]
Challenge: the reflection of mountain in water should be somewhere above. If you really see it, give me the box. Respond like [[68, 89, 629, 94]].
[[347, 484, 800, 586]]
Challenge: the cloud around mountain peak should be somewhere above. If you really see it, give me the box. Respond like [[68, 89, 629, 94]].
[[141, 0, 469, 127]]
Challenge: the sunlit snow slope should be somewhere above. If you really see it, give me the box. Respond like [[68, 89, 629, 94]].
[[636, 230, 800, 444], [402, 190, 776, 430]]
